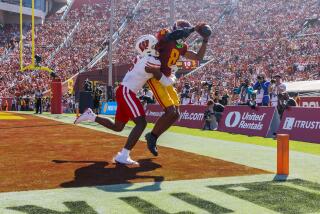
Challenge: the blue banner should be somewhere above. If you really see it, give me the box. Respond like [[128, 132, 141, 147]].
[[100, 102, 117, 115]]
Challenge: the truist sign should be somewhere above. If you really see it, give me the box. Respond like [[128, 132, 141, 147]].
[[279, 107, 320, 144], [219, 106, 279, 137]]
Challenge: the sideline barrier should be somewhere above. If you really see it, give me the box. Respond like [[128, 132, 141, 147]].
[[144, 104, 319, 144], [278, 107, 320, 144], [145, 105, 206, 129], [100, 102, 117, 115], [299, 97, 320, 108], [218, 106, 280, 138]]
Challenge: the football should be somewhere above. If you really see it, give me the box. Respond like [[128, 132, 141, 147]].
[[196, 24, 212, 38]]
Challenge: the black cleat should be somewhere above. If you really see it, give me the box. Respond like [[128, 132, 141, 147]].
[[145, 132, 158, 156]]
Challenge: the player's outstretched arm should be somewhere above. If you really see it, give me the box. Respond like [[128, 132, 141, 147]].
[[165, 27, 195, 41], [184, 23, 211, 61], [184, 39, 208, 61], [145, 66, 175, 86]]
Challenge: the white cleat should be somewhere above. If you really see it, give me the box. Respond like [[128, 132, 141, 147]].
[[114, 152, 139, 165], [74, 108, 97, 124]]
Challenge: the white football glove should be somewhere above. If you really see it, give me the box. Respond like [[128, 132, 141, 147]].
[[159, 74, 176, 87]]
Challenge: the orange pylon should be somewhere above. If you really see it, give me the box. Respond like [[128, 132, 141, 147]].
[[277, 134, 290, 175]]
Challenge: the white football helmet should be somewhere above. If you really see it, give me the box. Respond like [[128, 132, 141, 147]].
[[135, 34, 159, 57]]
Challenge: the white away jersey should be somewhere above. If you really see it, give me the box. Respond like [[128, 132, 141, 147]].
[[122, 55, 161, 93]]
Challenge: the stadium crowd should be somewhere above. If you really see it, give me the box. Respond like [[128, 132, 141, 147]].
[[0, 0, 319, 108], [0, 0, 138, 98]]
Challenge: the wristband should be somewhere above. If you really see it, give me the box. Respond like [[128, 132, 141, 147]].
[[159, 75, 175, 87]]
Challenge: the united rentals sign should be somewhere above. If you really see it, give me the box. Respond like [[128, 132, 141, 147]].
[[218, 106, 280, 137]]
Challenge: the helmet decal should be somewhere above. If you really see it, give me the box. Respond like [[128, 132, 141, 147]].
[[139, 40, 149, 52]]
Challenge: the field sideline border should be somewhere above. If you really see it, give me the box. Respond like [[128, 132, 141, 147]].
[[8, 111, 320, 156]]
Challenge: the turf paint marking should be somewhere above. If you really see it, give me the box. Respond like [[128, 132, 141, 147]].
[[120, 196, 192, 214], [0, 112, 25, 120], [209, 179, 320, 214], [5, 193, 232, 214], [119, 193, 233, 214], [171, 193, 233, 213], [3, 179, 320, 214], [227, 186, 250, 191], [7, 201, 97, 214]]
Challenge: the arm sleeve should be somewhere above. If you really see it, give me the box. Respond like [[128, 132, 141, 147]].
[[159, 75, 176, 87], [264, 81, 271, 89], [165, 27, 195, 41]]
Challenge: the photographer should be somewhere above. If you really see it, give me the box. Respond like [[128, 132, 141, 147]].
[[84, 79, 93, 92], [213, 101, 225, 124], [234, 79, 255, 107], [277, 92, 297, 118], [269, 74, 286, 107], [213, 90, 220, 103], [203, 100, 218, 130], [181, 82, 192, 105], [139, 86, 154, 108], [219, 89, 230, 106], [93, 85, 103, 114], [253, 74, 270, 106], [34, 88, 43, 114], [199, 81, 212, 105]]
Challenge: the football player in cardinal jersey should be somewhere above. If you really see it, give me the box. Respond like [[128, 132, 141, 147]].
[[74, 35, 176, 165], [145, 20, 211, 156]]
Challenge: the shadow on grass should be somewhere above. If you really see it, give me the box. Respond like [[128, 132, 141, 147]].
[[273, 174, 288, 182], [52, 159, 164, 192]]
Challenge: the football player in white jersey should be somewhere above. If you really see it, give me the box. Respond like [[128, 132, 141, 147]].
[[74, 35, 175, 165]]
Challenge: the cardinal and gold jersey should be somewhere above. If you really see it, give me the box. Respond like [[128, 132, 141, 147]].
[[147, 29, 188, 108]]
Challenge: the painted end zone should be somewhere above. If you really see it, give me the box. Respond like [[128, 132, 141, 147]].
[[0, 112, 25, 120], [0, 113, 269, 193]]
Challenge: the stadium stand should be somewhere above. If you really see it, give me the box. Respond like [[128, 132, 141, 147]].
[[0, 0, 319, 105]]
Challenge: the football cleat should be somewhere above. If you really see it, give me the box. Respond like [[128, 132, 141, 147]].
[[145, 132, 158, 156], [74, 108, 97, 124], [114, 152, 139, 165]]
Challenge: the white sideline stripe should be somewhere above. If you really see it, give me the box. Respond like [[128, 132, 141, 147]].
[[125, 87, 140, 117], [122, 86, 137, 117]]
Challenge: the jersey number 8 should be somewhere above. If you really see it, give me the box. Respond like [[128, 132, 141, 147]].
[[167, 48, 180, 67]]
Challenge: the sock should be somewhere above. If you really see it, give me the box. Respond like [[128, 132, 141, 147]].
[[121, 148, 130, 157], [151, 132, 158, 139]]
